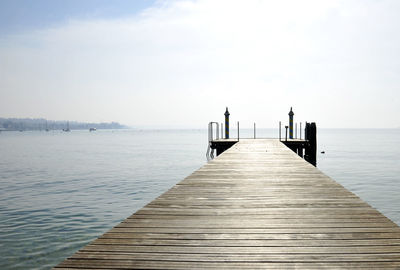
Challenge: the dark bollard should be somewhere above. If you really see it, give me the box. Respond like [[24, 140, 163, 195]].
[[288, 107, 294, 139], [305, 122, 310, 140], [304, 123, 310, 162], [224, 107, 230, 139], [304, 122, 317, 166], [309, 122, 317, 166]]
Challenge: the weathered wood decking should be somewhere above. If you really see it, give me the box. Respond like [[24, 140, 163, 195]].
[[55, 139, 400, 269]]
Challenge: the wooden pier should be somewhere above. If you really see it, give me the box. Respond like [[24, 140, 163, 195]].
[[54, 139, 400, 269]]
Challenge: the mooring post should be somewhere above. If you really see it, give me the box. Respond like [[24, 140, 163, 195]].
[[285, 126, 288, 141], [224, 107, 230, 139], [288, 107, 294, 139], [309, 122, 317, 166], [304, 122, 317, 166], [304, 121, 308, 140], [304, 122, 310, 163]]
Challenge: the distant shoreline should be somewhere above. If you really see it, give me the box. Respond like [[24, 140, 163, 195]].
[[0, 117, 126, 131]]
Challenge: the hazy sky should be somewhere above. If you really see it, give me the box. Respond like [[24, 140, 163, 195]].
[[0, 0, 399, 128]]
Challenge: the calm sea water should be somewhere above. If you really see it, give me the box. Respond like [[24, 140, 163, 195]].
[[0, 128, 399, 270]]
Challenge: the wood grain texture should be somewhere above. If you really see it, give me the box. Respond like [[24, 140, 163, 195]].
[[53, 139, 400, 269]]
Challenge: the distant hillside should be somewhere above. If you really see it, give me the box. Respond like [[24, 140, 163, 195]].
[[0, 118, 126, 131]]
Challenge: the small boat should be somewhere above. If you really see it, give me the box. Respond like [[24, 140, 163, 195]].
[[89, 128, 96, 132], [63, 121, 71, 132]]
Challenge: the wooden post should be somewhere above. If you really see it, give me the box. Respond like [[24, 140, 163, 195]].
[[304, 122, 317, 166], [304, 122, 308, 141], [309, 122, 317, 166], [304, 122, 309, 163]]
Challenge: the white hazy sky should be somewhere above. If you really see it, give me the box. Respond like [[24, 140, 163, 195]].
[[1, 0, 399, 128]]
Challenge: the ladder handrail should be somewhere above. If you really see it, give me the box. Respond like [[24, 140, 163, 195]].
[[206, 122, 220, 160], [208, 122, 219, 142]]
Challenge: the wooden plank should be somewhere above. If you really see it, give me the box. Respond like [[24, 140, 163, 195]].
[[81, 244, 400, 253], [53, 139, 400, 269], [109, 227, 400, 234], [100, 232, 400, 240], [91, 238, 400, 246], [54, 261, 400, 270], [68, 252, 400, 262], [137, 207, 385, 215]]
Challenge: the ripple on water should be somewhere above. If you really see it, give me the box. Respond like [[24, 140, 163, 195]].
[[1, 129, 399, 270]]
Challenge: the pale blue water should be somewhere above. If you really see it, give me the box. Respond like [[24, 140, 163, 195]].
[[317, 129, 400, 226], [0, 128, 399, 269]]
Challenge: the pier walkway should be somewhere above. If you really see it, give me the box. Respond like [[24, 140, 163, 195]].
[[55, 139, 400, 269]]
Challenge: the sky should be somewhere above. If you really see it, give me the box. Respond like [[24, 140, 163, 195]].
[[0, 0, 399, 128]]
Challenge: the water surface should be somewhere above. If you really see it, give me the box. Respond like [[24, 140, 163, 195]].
[[0, 128, 399, 269]]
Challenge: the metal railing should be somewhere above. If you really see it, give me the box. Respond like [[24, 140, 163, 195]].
[[208, 122, 220, 142], [208, 121, 307, 142], [206, 122, 220, 160], [279, 121, 304, 141]]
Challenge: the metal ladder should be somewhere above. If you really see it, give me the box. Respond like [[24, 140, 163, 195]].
[[206, 122, 219, 160]]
